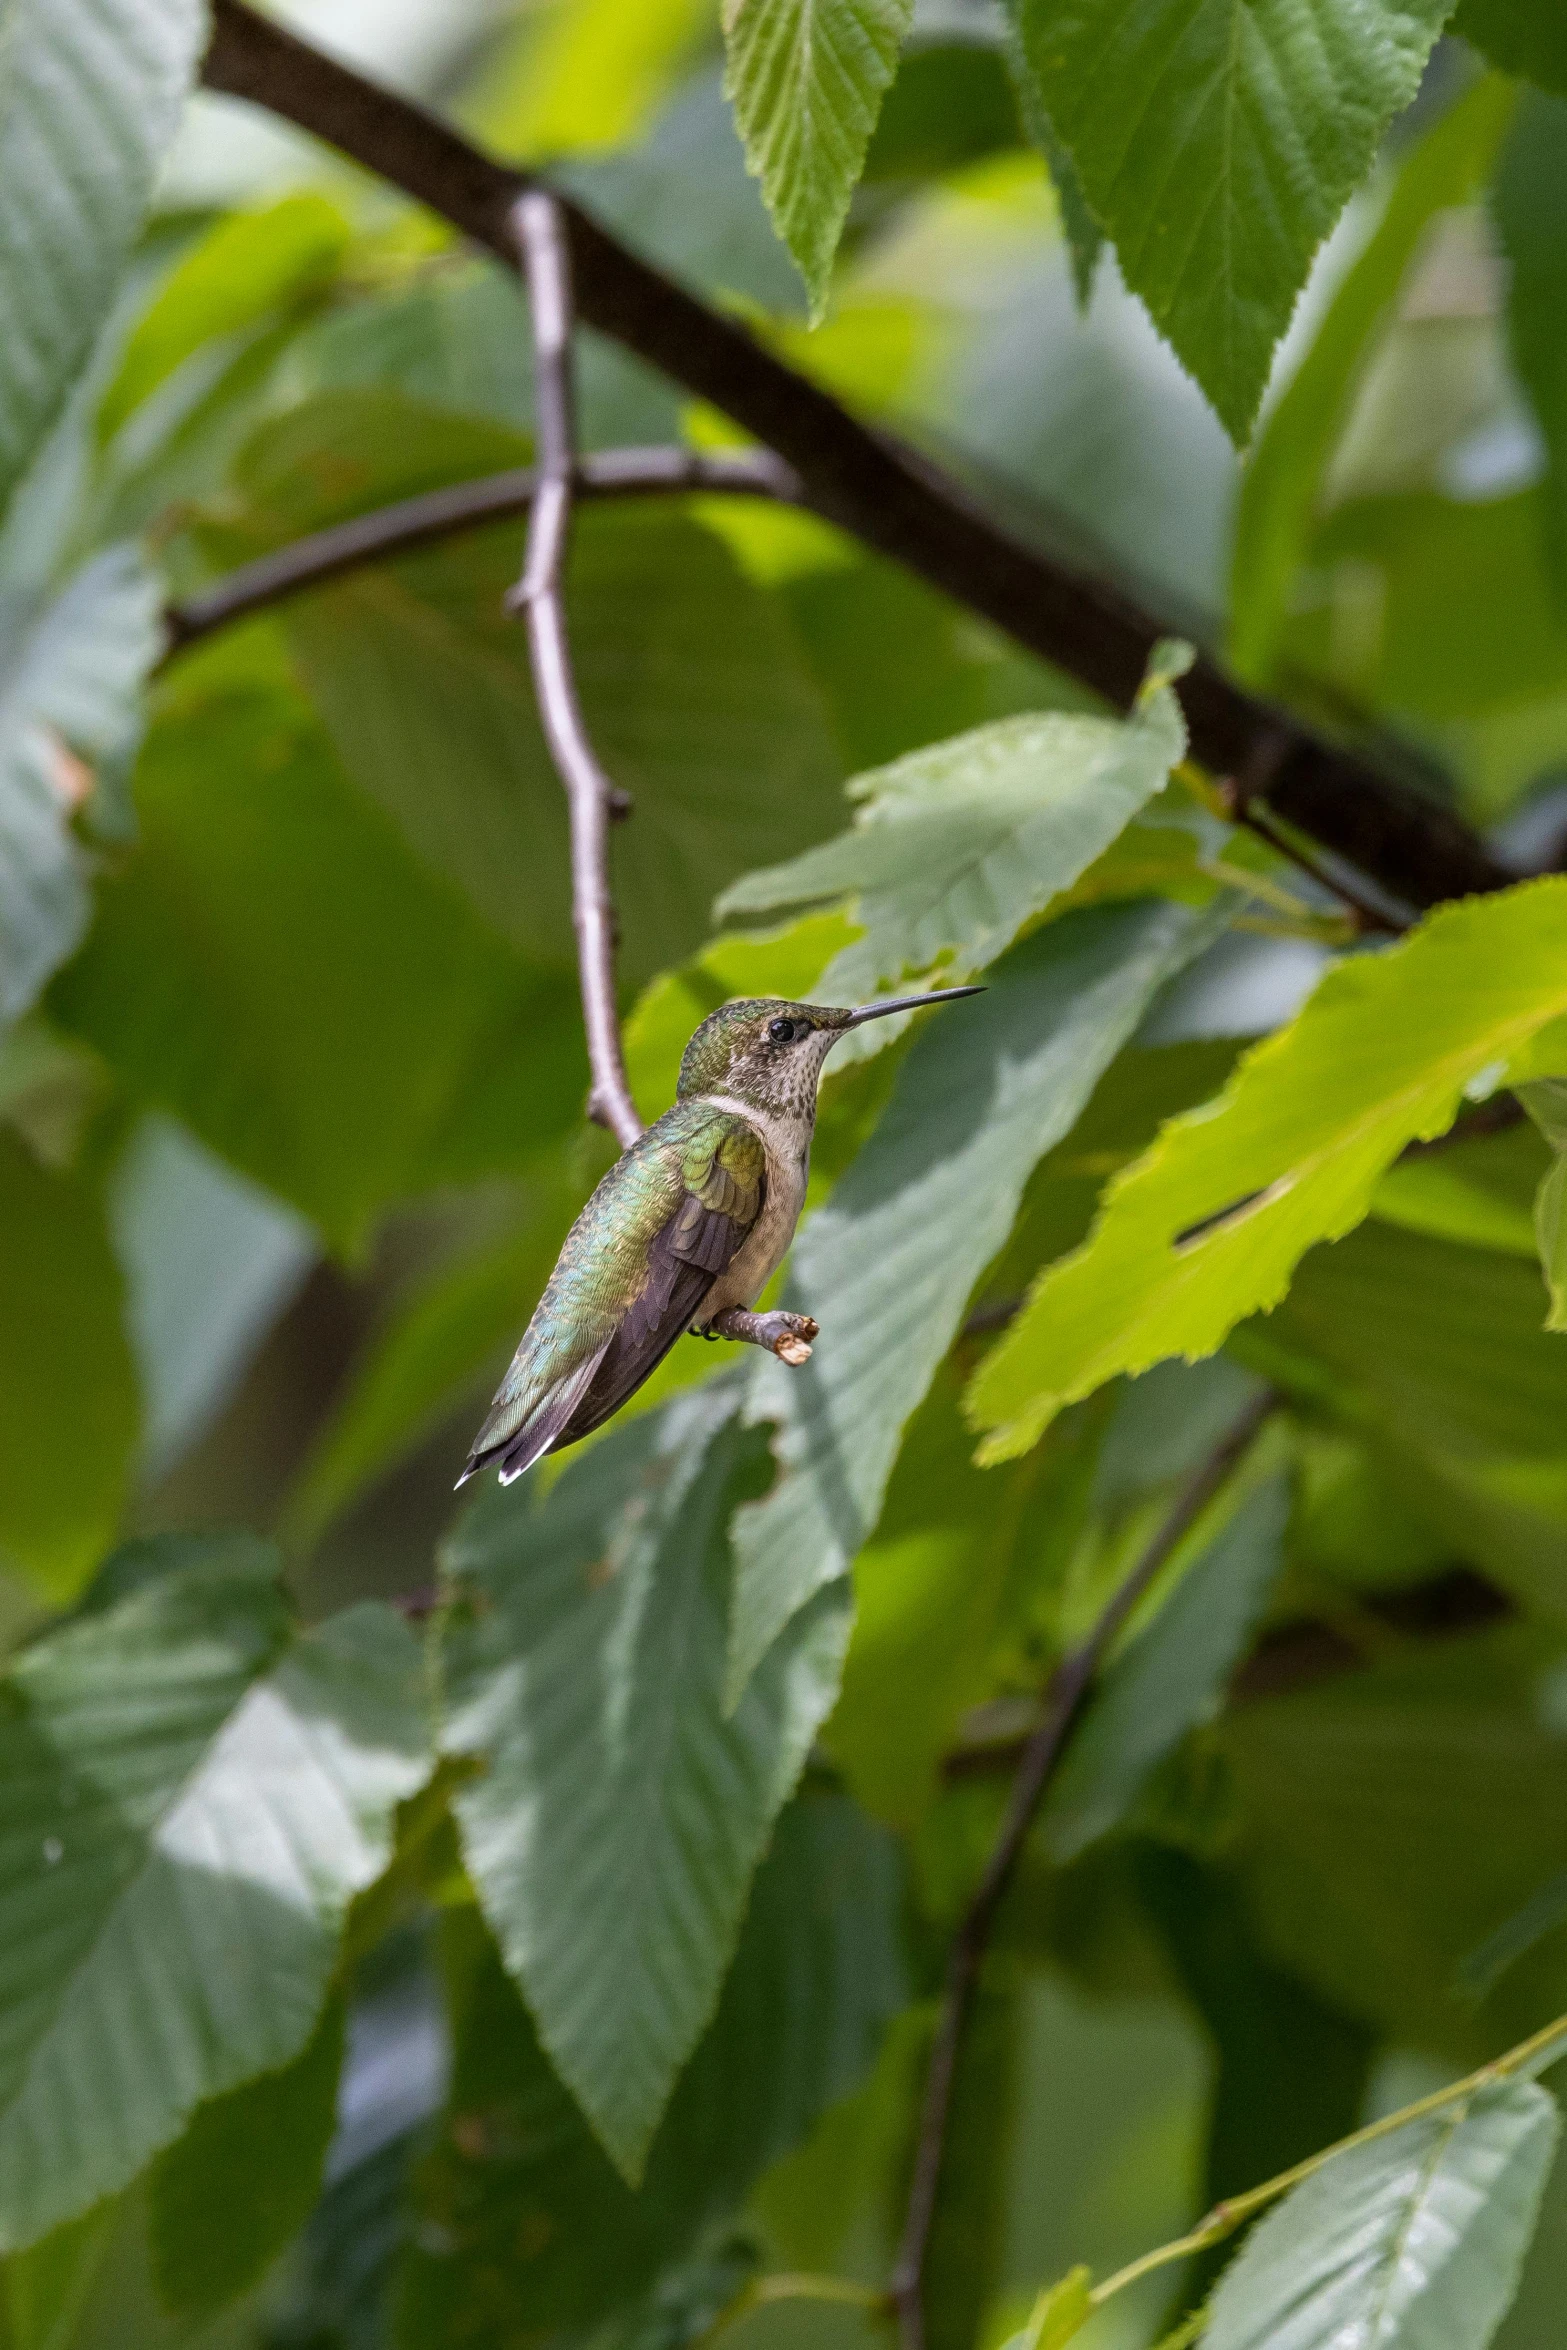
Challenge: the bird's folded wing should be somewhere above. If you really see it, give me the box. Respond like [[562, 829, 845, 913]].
[[562, 1114, 766, 1443]]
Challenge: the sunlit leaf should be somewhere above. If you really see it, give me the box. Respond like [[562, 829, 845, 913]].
[[970, 881, 1567, 1462], [721, 0, 914, 318], [729, 897, 1219, 1700], [0, 1553, 431, 2248], [1007, 0, 1453, 441], [439, 1380, 854, 2181], [1203, 2076, 1558, 2350]]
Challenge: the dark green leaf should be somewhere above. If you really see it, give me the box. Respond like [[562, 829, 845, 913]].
[[1495, 91, 1567, 609], [148, 1995, 345, 2320], [0, 1557, 430, 2248], [1007, 0, 1454, 442], [1460, 1870, 1567, 2000], [0, 1132, 137, 1598], [1456, 0, 1567, 96], [439, 1381, 854, 2181], [729, 897, 1219, 1701], [1042, 1468, 1290, 1862]]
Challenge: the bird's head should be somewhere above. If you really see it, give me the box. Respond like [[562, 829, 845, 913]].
[[676, 986, 983, 1119]]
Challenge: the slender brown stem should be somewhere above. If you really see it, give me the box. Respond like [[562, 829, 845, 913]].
[[889, 1388, 1278, 2350], [199, 0, 1512, 917], [162, 447, 802, 656], [509, 191, 642, 1153]]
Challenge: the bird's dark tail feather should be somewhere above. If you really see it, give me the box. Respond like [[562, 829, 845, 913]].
[[454, 1343, 611, 1491]]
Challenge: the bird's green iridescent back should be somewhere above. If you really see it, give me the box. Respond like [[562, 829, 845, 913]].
[[465, 1099, 764, 1463]]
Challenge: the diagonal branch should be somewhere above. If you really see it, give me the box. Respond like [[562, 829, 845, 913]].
[[889, 1386, 1279, 2350], [162, 447, 802, 656], [509, 190, 642, 1154], [199, 0, 1511, 916]]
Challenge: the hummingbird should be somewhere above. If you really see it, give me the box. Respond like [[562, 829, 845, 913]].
[[457, 987, 984, 1486]]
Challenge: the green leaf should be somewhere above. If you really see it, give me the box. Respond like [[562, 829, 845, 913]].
[[1495, 90, 1567, 610], [49, 667, 585, 1254], [1230, 74, 1515, 685], [999, 15, 1104, 309], [0, 1555, 431, 2249], [98, 196, 351, 447], [1518, 1079, 1567, 1329], [0, 0, 205, 518], [1041, 1467, 1289, 1861], [402, 1788, 904, 2337], [1455, 0, 1567, 96], [1007, 0, 1455, 443], [721, 0, 915, 319], [148, 1994, 345, 2321], [438, 1381, 854, 2182], [0, 545, 163, 1028], [719, 645, 1192, 1030], [1001, 2265, 1093, 2350], [969, 881, 1567, 1462], [0, 1131, 137, 1598], [1459, 1869, 1567, 2000], [1, 2198, 121, 2350], [1370, 1125, 1545, 1261], [210, 393, 847, 988], [1202, 2076, 1559, 2350], [729, 896, 1219, 1701]]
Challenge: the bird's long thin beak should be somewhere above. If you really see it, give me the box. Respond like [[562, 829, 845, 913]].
[[844, 984, 986, 1028]]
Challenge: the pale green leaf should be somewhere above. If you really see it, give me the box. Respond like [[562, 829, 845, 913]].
[[1230, 75, 1515, 684], [1001, 2266, 1094, 2350], [0, 545, 162, 1027], [728, 896, 1219, 1700], [1203, 2077, 1558, 2350], [438, 1380, 854, 2183], [718, 644, 1192, 1040], [969, 881, 1567, 1462], [98, 194, 351, 446], [1041, 1466, 1289, 1861], [148, 1994, 344, 2320], [0, 1556, 431, 2249], [468, 0, 712, 159], [0, 1132, 137, 1598], [1007, 0, 1455, 443], [0, 0, 205, 517], [1494, 90, 1567, 607], [721, 0, 914, 317]]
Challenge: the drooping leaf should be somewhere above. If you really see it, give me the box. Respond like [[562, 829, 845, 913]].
[[719, 644, 1192, 1030], [729, 896, 1220, 1701], [0, 1554, 431, 2249], [721, 0, 915, 318], [49, 667, 585, 1254], [970, 880, 1567, 1462], [999, 12, 1103, 309], [438, 1380, 854, 2182], [1517, 1079, 1567, 1330], [148, 1994, 345, 2320], [1042, 1468, 1289, 1862], [401, 1788, 904, 2337], [1202, 2075, 1558, 2350], [1006, 0, 1455, 443], [0, 0, 206, 518], [1495, 90, 1567, 610], [0, 545, 163, 1029], [1230, 74, 1515, 686], [1455, 0, 1567, 97], [0, 1131, 137, 1598]]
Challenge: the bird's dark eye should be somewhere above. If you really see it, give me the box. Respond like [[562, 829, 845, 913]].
[[767, 1017, 796, 1044]]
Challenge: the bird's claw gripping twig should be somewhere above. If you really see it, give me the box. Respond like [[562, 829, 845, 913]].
[[707, 1307, 818, 1365]]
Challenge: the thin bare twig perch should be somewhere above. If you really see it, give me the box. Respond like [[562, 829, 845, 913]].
[[889, 1387, 1279, 2350], [163, 447, 802, 656], [509, 190, 642, 1153]]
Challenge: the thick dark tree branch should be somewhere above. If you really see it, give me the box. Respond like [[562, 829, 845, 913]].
[[508, 190, 642, 1153], [890, 1389, 1279, 2350], [163, 447, 801, 654], [200, 0, 1512, 915]]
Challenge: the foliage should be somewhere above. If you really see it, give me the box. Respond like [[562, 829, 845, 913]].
[[9, 5, 1567, 2350]]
